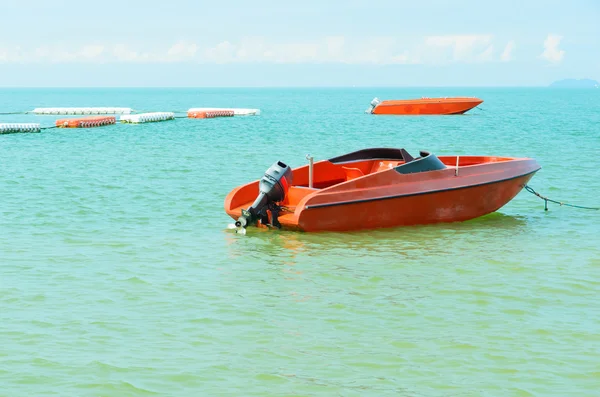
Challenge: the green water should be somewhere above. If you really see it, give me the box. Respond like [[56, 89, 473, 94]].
[[1, 88, 599, 396]]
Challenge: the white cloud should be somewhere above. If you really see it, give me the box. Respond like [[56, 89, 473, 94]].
[[0, 49, 13, 63], [501, 41, 515, 62], [424, 35, 493, 63], [477, 45, 494, 62], [33, 47, 51, 60], [272, 43, 319, 63], [166, 42, 198, 61], [80, 45, 104, 59], [205, 41, 237, 63], [113, 44, 142, 62], [325, 36, 345, 60], [347, 37, 397, 64], [203, 36, 422, 65], [1, 45, 101, 63], [0, 35, 521, 65], [205, 39, 321, 64], [1, 43, 200, 63], [390, 51, 421, 65], [52, 50, 78, 63], [0, 46, 23, 63], [541, 34, 564, 63], [233, 38, 270, 62]]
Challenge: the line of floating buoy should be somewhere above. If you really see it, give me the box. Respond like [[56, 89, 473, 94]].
[[1, 106, 262, 136], [56, 116, 116, 128], [120, 112, 175, 124], [0, 123, 41, 134], [32, 107, 133, 115], [187, 108, 260, 116], [188, 110, 235, 119]]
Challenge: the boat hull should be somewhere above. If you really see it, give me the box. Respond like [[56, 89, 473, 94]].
[[372, 98, 483, 115], [224, 152, 540, 233], [295, 172, 535, 232]]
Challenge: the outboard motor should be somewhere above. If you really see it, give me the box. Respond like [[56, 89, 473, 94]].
[[235, 161, 293, 230], [365, 97, 381, 114]]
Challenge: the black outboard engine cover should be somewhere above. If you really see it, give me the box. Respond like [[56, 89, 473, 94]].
[[235, 161, 293, 229]]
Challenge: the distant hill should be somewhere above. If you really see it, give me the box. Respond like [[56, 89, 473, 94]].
[[549, 78, 599, 88]]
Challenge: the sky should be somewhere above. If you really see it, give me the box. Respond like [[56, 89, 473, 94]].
[[0, 0, 598, 87]]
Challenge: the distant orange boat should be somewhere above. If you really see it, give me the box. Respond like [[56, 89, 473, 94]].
[[225, 148, 540, 233], [366, 97, 483, 115]]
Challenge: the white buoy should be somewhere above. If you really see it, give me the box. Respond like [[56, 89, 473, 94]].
[[31, 107, 132, 115], [187, 107, 260, 116], [0, 123, 41, 134], [120, 112, 175, 124]]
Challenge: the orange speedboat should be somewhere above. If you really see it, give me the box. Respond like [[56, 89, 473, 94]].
[[366, 97, 483, 115], [224, 148, 540, 233]]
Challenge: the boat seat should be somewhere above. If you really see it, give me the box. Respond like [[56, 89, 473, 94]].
[[342, 166, 364, 180], [371, 161, 401, 173], [282, 186, 319, 206]]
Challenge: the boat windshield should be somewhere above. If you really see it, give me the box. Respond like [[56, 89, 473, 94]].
[[329, 148, 415, 164], [394, 151, 447, 174]]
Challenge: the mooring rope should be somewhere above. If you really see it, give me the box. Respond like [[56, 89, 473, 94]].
[[524, 184, 599, 211]]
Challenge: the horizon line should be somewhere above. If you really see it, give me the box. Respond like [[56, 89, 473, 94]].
[[0, 85, 570, 89]]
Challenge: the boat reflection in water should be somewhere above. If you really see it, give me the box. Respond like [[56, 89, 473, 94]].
[[223, 212, 531, 266]]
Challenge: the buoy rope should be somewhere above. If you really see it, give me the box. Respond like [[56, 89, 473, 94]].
[[0, 111, 27, 115], [524, 184, 599, 211]]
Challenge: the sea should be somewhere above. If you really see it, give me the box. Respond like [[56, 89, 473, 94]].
[[1, 88, 599, 396]]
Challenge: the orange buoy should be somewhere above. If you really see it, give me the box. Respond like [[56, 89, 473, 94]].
[[187, 110, 235, 119], [55, 116, 116, 128]]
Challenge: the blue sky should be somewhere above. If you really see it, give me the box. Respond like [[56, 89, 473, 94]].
[[1, 0, 598, 86]]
